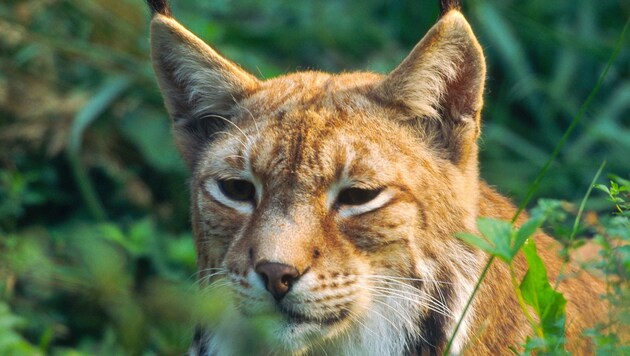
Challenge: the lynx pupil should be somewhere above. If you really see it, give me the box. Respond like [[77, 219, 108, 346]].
[[219, 179, 255, 202], [337, 187, 381, 206]]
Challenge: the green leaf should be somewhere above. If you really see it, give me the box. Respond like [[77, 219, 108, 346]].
[[594, 184, 610, 195], [520, 240, 567, 351], [477, 217, 514, 262], [455, 232, 496, 255], [456, 217, 538, 263], [512, 215, 545, 258]]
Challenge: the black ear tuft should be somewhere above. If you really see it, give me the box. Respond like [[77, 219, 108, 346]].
[[146, 0, 172, 17], [439, 0, 461, 16]]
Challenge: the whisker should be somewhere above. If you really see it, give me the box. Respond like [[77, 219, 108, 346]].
[[312, 333, 330, 356], [371, 297, 416, 327], [363, 274, 454, 285], [186, 267, 228, 285], [198, 275, 230, 289], [370, 289, 453, 320], [366, 295, 437, 349], [196, 268, 228, 280], [371, 284, 451, 312], [365, 277, 453, 314], [236, 100, 261, 138], [223, 154, 248, 160], [371, 284, 452, 316], [200, 113, 254, 147], [192, 267, 228, 277], [362, 302, 402, 334], [433, 279, 449, 317], [208, 130, 248, 152], [198, 280, 231, 296], [347, 309, 378, 338]]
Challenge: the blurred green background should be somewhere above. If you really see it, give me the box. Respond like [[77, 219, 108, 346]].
[[0, 0, 628, 354]]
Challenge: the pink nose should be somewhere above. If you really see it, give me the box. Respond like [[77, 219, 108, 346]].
[[255, 262, 300, 301]]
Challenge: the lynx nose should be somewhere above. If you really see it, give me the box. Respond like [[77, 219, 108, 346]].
[[255, 262, 300, 301]]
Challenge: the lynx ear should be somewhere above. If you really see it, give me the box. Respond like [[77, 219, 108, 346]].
[[149, 13, 260, 167], [377, 10, 485, 166]]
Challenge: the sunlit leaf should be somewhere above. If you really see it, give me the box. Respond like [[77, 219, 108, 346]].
[[520, 240, 567, 351]]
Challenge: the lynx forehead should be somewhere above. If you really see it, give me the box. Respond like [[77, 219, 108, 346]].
[[146, 0, 605, 355]]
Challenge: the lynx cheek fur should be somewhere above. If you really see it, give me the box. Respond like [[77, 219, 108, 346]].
[[146, 0, 605, 354]]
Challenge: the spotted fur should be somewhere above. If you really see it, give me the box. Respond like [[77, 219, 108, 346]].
[[148, 2, 605, 355]]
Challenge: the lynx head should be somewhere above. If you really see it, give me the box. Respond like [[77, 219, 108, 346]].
[[148, 0, 486, 354]]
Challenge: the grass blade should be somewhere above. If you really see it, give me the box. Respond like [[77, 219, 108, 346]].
[[66, 76, 132, 221]]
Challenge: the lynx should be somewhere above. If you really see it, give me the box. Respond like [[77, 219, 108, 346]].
[[146, 0, 605, 354]]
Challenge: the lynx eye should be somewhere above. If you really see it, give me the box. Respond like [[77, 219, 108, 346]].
[[218, 179, 256, 202], [337, 187, 383, 206]]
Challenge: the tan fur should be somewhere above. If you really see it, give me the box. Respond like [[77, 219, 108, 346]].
[[149, 7, 605, 356]]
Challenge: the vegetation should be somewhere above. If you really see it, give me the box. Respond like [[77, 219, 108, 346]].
[[0, 0, 628, 354]]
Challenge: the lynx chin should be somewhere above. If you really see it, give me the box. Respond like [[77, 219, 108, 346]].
[[146, 0, 605, 354]]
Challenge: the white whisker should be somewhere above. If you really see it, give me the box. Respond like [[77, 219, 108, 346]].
[[365, 276, 453, 315], [200, 113, 254, 147], [347, 309, 378, 338], [237, 101, 261, 138], [370, 288, 453, 321], [362, 301, 402, 334], [371, 284, 451, 313], [208, 130, 248, 152], [371, 297, 433, 349], [364, 274, 454, 285]]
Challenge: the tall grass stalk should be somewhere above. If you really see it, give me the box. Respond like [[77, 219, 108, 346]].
[[553, 160, 606, 289]]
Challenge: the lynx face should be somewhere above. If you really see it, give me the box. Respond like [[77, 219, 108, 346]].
[[148, 1, 487, 354], [192, 72, 481, 354]]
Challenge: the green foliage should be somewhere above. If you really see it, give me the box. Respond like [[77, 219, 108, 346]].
[[0, 169, 46, 230], [0, 221, 201, 354], [588, 175, 630, 353], [0, 0, 628, 354], [0, 302, 43, 355], [520, 240, 567, 354], [457, 216, 544, 263], [455, 174, 630, 354], [456, 214, 569, 353], [595, 175, 630, 214]]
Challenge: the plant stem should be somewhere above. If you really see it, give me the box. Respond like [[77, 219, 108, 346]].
[[67, 151, 107, 222], [443, 256, 494, 355], [554, 161, 606, 288]]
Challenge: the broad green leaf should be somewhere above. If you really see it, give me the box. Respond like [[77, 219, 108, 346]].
[[520, 240, 567, 351], [455, 232, 496, 255], [476, 217, 514, 262]]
